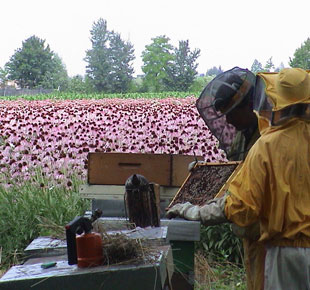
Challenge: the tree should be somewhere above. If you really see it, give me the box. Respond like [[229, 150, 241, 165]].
[[5, 35, 68, 89], [0, 67, 9, 88], [264, 57, 275, 72], [250, 59, 264, 73], [274, 62, 285, 72], [206, 66, 223, 76], [85, 18, 135, 93], [141, 35, 174, 92], [163, 40, 200, 91], [108, 31, 135, 93], [85, 19, 110, 92], [40, 54, 69, 90], [189, 75, 215, 92], [129, 76, 148, 93], [289, 38, 310, 69], [67, 75, 92, 93]]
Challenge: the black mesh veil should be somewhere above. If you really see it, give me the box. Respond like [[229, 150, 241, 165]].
[[196, 67, 256, 155]]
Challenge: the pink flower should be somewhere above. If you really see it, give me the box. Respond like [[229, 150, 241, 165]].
[[0, 97, 227, 186]]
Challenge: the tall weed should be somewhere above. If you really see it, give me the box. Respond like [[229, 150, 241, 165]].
[[196, 224, 243, 265], [0, 172, 90, 270], [194, 251, 246, 289]]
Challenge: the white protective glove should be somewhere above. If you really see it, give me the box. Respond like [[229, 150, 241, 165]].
[[166, 202, 200, 220], [166, 196, 228, 226], [188, 160, 205, 172]]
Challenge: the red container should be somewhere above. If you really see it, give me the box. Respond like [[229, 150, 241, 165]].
[[76, 232, 103, 268]]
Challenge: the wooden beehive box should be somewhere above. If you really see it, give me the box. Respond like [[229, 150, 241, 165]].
[[87, 152, 204, 187], [167, 161, 242, 209]]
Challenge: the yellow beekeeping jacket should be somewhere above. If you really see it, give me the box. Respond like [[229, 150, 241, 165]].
[[225, 118, 310, 247]]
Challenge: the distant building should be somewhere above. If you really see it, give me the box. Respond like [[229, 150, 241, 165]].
[[5, 80, 19, 89]]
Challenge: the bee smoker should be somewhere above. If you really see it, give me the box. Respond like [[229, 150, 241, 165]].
[[125, 174, 160, 228], [65, 215, 103, 268]]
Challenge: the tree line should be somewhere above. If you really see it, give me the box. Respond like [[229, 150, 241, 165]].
[[1, 18, 310, 94]]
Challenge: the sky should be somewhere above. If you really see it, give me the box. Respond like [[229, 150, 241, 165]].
[[1, 0, 310, 77]]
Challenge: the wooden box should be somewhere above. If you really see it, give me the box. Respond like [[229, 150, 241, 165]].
[[167, 161, 242, 209], [87, 152, 203, 187]]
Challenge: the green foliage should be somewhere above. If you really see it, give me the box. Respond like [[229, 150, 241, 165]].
[[274, 62, 285, 72], [250, 59, 264, 73], [0, 91, 199, 101], [264, 56, 275, 72], [196, 224, 243, 265], [141, 35, 174, 92], [85, 18, 135, 93], [127, 76, 149, 93], [289, 37, 310, 69], [251, 57, 277, 73], [85, 19, 111, 92], [40, 54, 69, 90], [206, 66, 223, 76], [0, 169, 89, 270], [67, 75, 93, 93], [195, 257, 246, 290], [108, 32, 135, 92], [163, 40, 200, 91], [189, 75, 214, 92], [0, 67, 9, 88], [5, 35, 68, 89]]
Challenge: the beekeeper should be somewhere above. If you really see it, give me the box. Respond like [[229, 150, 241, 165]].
[[195, 66, 259, 161], [168, 67, 310, 289], [193, 67, 263, 290]]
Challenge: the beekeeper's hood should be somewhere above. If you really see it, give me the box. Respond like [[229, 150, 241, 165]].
[[196, 67, 256, 154], [254, 68, 310, 133]]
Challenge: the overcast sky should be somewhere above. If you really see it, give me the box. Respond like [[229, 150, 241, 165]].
[[1, 0, 309, 77]]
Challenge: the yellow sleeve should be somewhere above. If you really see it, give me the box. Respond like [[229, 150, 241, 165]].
[[224, 142, 266, 227]]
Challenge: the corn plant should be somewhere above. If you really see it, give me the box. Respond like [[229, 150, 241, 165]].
[[1, 91, 199, 101]]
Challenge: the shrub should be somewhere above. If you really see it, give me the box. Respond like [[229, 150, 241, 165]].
[[196, 223, 243, 265]]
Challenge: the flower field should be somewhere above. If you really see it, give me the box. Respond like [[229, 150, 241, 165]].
[[0, 94, 244, 281], [0, 96, 227, 187]]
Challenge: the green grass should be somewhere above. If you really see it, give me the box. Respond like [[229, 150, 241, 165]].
[[0, 171, 90, 271], [194, 223, 245, 289], [195, 251, 246, 289]]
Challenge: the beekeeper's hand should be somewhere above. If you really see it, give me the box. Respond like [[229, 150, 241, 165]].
[[166, 202, 200, 220], [166, 196, 228, 226], [188, 160, 204, 172]]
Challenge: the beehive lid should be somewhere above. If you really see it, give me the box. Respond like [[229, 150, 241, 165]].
[[87, 152, 203, 186]]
